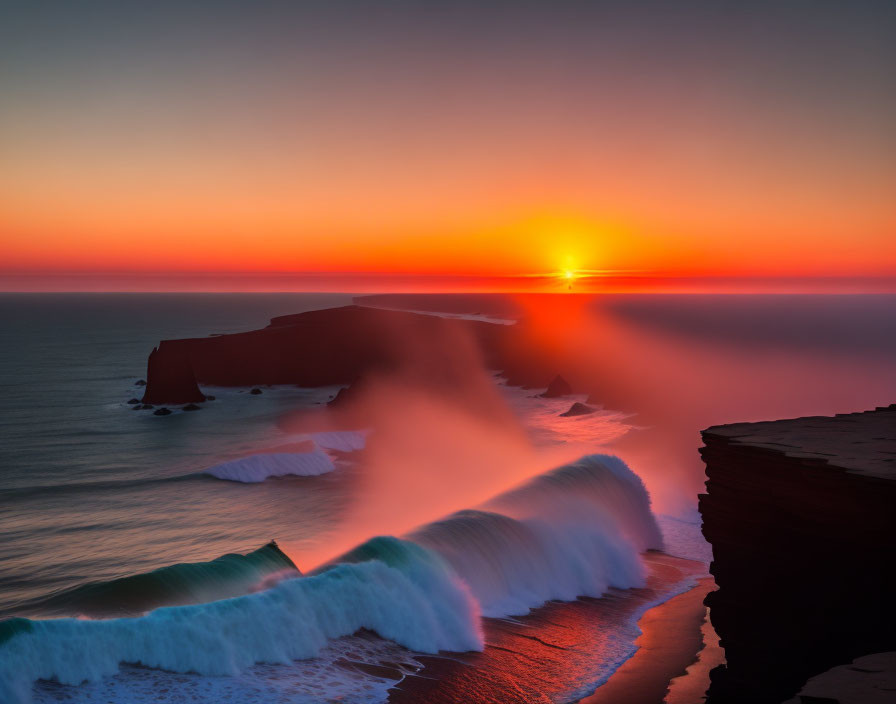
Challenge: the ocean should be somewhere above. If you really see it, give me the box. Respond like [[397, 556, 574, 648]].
[[1, 292, 893, 703], [0, 293, 354, 616]]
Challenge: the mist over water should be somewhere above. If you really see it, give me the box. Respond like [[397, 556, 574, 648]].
[[494, 293, 896, 513]]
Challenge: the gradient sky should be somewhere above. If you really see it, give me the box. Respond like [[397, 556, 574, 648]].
[[2, 0, 895, 290]]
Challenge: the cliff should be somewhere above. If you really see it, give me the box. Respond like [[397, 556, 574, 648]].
[[699, 405, 896, 703], [141, 305, 563, 405], [143, 344, 206, 405]]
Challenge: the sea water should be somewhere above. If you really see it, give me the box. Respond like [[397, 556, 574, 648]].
[[1, 292, 893, 703]]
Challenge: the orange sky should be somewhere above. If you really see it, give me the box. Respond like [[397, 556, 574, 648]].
[[1, 2, 894, 291]]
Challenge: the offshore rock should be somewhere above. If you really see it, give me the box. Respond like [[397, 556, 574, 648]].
[[559, 402, 595, 417], [541, 374, 572, 398]]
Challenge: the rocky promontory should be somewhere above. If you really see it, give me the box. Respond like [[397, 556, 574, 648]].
[[140, 305, 571, 405], [699, 405, 896, 703]]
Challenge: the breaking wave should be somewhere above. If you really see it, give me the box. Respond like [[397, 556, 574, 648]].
[[0, 539, 479, 704], [205, 449, 335, 482], [408, 454, 661, 616], [205, 431, 367, 483], [0, 454, 660, 703]]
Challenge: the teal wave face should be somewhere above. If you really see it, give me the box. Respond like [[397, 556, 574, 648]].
[[9, 541, 298, 619], [0, 537, 483, 704], [0, 618, 32, 647], [322, 535, 438, 572]]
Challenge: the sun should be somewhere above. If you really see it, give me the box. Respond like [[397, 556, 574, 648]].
[[563, 269, 575, 280]]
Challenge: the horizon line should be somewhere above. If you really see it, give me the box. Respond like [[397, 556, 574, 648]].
[[2, 270, 896, 295]]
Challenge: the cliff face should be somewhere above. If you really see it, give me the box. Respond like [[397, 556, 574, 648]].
[[141, 305, 563, 404], [699, 406, 896, 703], [142, 345, 206, 405]]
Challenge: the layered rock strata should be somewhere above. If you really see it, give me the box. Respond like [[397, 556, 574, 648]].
[[699, 406, 896, 703]]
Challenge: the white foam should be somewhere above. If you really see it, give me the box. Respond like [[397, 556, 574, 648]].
[[205, 449, 334, 483], [486, 453, 664, 553], [0, 540, 481, 704], [412, 454, 662, 617], [32, 634, 421, 704]]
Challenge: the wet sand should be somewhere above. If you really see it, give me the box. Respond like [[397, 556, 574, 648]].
[[581, 576, 718, 704], [388, 553, 707, 704]]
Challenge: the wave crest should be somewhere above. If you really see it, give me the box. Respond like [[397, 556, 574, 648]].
[[410, 454, 661, 616]]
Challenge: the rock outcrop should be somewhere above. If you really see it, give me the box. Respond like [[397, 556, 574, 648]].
[[560, 402, 595, 417], [541, 374, 572, 398], [699, 405, 896, 703], [141, 345, 205, 405], [783, 651, 896, 704]]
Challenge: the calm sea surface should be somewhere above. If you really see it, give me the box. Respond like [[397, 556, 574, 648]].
[[0, 293, 354, 613]]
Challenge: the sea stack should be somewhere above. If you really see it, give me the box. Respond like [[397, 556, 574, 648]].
[[141, 343, 206, 405], [699, 405, 896, 703], [560, 402, 595, 417]]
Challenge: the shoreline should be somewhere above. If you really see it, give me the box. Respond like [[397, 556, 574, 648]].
[[388, 553, 707, 704], [580, 576, 718, 704]]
